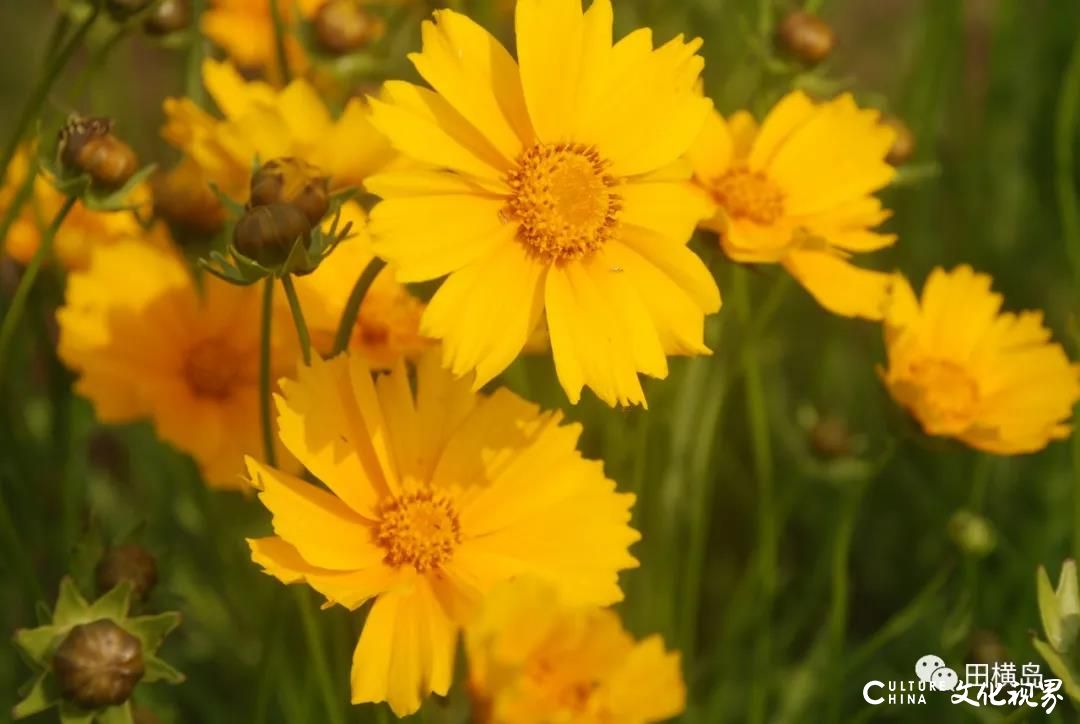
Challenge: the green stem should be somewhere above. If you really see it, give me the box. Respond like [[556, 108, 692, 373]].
[[185, 0, 208, 107], [0, 196, 76, 380], [332, 258, 386, 356], [0, 163, 38, 257], [268, 0, 292, 83], [734, 269, 776, 724], [828, 485, 862, 659], [0, 2, 101, 190], [0, 478, 46, 605], [281, 274, 312, 365], [293, 588, 345, 724], [259, 278, 278, 467]]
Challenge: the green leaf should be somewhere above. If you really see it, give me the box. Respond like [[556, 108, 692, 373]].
[[82, 164, 158, 212], [88, 582, 133, 621], [96, 702, 134, 724], [13, 624, 67, 662], [12, 672, 59, 719], [143, 656, 186, 685], [1039, 565, 1061, 648], [54, 577, 91, 625], [125, 612, 182, 654], [1058, 560, 1080, 652]]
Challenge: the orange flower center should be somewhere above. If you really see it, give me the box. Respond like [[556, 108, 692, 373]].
[[183, 341, 243, 400], [712, 167, 784, 225], [909, 358, 979, 426], [374, 489, 462, 572], [504, 142, 621, 264]]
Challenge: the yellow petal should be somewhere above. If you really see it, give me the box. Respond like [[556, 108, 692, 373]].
[[515, 0, 588, 141], [687, 107, 735, 182], [409, 10, 532, 159], [781, 249, 893, 320], [747, 90, 816, 171], [421, 243, 546, 387], [619, 225, 721, 312]]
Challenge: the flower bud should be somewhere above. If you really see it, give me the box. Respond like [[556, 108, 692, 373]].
[[152, 162, 226, 237], [776, 11, 835, 66], [106, 0, 155, 21], [947, 509, 996, 558], [808, 415, 852, 459], [883, 116, 916, 166], [144, 0, 192, 36], [96, 544, 159, 602], [52, 619, 144, 710], [967, 630, 1008, 666], [234, 203, 313, 268], [249, 157, 331, 226], [313, 0, 386, 55], [58, 116, 138, 190]]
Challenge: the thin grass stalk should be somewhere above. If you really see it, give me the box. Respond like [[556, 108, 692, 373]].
[[259, 277, 278, 467], [0, 195, 76, 379]]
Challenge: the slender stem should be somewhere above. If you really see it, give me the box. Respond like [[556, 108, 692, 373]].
[[0, 2, 101, 189], [259, 278, 278, 467], [0, 478, 46, 604], [293, 588, 345, 724], [1054, 34, 1080, 563], [734, 269, 776, 724], [268, 0, 292, 83], [332, 258, 386, 356], [0, 196, 76, 380], [185, 0, 208, 107], [828, 485, 862, 660], [281, 274, 312, 365], [0, 164, 38, 257]]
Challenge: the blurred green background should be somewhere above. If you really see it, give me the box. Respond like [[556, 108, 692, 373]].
[[2, 0, 1080, 722]]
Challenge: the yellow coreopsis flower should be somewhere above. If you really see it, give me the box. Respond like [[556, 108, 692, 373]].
[[162, 59, 393, 203], [202, 0, 323, 78], [882, 265, 1080, 454], [57, 240, 297, 488], [246, 351, 640, 715], [364, 0, 721, 407], [688, 91, 897, 320], [2, 149, 153, 269], [292, 202, 431, 368], [466, 579, 685, 724]]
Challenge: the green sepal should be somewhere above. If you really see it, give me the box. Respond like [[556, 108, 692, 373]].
[[95, 702, 135, 724], [58, 701, 95, 724], [143, 656, 186, 685], [12, 671, 60, 718], [88, 582, 133, 622], [1033, 637, 1080, 701], [125, 611, 182, 654], [54, 577, 92, 625], [13, 624, 67, 662]]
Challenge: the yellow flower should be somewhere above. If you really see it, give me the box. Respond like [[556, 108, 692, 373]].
[[2, 149, 153, 270], [365, 0, 721, 407], [246, 351, 640, 715], [162, 59, 393, 203], [202, 0, 323, 78], [882, 265, 1080, 454], [57, 240, 298, 488], [688, 91, 897, 320], [466, 579, 685, 724], [292, 202, 431, 368]]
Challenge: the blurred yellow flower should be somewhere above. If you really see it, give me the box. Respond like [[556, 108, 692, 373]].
[[688, 91, 897, 320], [57, 240, 298, 488], [365, 0, 721, 407], [292, 202, 430, 368], [466, 579, 685, 724], [882, 266, 1080, 454], [2, 149, 152, 270], [162, 59, 393, 202], [202, 0, 323, 79], [247, 351, 640, 715]]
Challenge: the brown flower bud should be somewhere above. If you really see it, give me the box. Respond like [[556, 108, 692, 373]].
[[144, 0, 192, 36], [776, 11, 835, 66], [313, 0, 387, 55], [58, 116, 138, 190], [967, 630, 1008, 667], [882, 116, 916, 166], [52, 619, 144, 710], [106, 0, 155, 21], [96, 544, 159, 602], [808, 415, 852, 459], [249, 157, 331, 226], [151, 162, 226, 237], [234, 203, 313, 267]]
